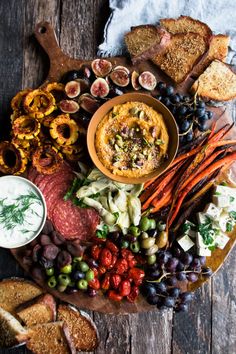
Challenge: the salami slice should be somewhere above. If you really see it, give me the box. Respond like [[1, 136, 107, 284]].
[[45, 180, 73, 220]]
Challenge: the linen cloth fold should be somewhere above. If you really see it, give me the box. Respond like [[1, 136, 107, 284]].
[[98, 0, 236, 64]]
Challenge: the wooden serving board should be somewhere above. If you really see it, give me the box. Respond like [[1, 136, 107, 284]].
[[11, 21, 236, 314]]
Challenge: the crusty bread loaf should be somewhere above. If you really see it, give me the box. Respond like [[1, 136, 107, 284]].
[[190, 60, 236, 101], [0, 279, 43, 314], [191, 34, 230, 77], [0, 306, 27, 348], [125, 25, 171, 64], [160, 15, 212, 39], [152, 32, 209, 83], [57, 305, 99, 352], [16, 321, 76, 354]]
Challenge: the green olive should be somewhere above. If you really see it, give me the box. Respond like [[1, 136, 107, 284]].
[[73, 256, 83, 263], [130, 241, 140, 253], [145, 244, 159, 256], [121, 240, 129, 249], [60, 264, 72, 274], [77, 279, 88, 290], [57, 284, 67, 292], [156, 231, 168, 248], [58, 274, 71, 286], [47, 276, 57, 288], [149, 219, 156, 230], [140, 217, 151, 231], [156, 221, 166, 232], [78, 261, 89, 273], [85, 269, 94, 282], [147, 254, 157, 265], [46, 267, 54, 277], [140, 231, 149, 240], [129, 225, 141, 237], [141, 237, 155, 249]]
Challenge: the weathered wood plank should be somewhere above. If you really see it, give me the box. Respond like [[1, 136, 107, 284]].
[[172, 282, 212, 354], [212, 246, 236, 354]]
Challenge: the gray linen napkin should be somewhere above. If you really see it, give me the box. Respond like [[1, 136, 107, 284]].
[[98, 0, 236, 64]]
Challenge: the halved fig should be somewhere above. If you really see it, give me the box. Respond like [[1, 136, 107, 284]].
[[131, 71, 141, 90], [90, 78, 109, 98], [91, 59, 112, 77], [79, 94, 100, 114], [138, 71, 157, 91], [113, 66, 130, 75], [75, 78, 90, 92], [110, 69, 130, 87], [59, 100, 80, 113], [65, 81, 81, 98]]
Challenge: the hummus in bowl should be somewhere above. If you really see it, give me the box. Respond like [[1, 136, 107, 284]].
[[87, 93, 178, 184], [95, 102, 169, 178]]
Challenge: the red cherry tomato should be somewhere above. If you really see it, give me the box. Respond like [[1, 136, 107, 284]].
[[108, 290, 123, 302], [106, 240, 119, 254], [119, 280, 131, 296], [127, 285, 139, 303], [114, 258, 129, 275], [88, 278, 100, 290], [110, 274, 122, 289], [121, 249, 134, 261], [128, 258, 137, 268], [128, 268, 145, 286], [101, 274, 111, 290], [99, 248, 112, 268], [90, 244, 102, 260]]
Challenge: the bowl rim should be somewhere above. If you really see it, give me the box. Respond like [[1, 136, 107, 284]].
[[87, 92, 179, 184], [0, 175, 47, 249]]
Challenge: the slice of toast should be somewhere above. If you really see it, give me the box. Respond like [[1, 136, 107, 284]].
[[191, 34, 230, 77], [160, 15, 212, 39], [152, 32, 209, 83], [125, 25, 171, 64], [16, 321, 76, 354], [0, 278, 43, 314], [0, 306, 27, 348], [190, 60, 236, 101], [57, 304, 99, 352]]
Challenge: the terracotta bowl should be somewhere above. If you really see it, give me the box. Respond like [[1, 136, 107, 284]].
[[87, 93, 179, 184]]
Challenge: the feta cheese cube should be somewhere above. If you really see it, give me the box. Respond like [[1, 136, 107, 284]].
[[197, 247, 212, 257], [214, 185, 236, 199], [214, 211, 229, 232], [203, 203, 221, 219], [215, 232, 230, 250], [182, 220, 197, 238], [212, 195, 231, 208], [177, 235, 195, 251], [196, 232, 206, 248]]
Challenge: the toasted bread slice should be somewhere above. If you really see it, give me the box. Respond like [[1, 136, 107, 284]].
[[152, 32, 209, 83], [190, 60, 236, 101], [125, 25, 171, 64], [0, 278, 43, 314], [0, 306, 27, 348], [57, 304, 99, 352], [16, 321, 76, 354], [160, 15, 212, 39], [191, 34, 230, 77], [16, 293, 56, 327]]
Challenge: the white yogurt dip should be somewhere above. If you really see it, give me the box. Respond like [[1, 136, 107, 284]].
[[0, 175, 47, 248]]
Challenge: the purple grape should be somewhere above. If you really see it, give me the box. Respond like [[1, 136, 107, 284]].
[[180, 292, 193, 303], [187, 272, 198, 282], [166, 276, 177, 286], [166, 257, 179, 272], [176, 261, 185, 271], [199, 256, 206, 265], [181, 253, 193, 266], [155, 282, 167, 294], [141, 283, 157, 297], [191, 258, 201, 268], [147, 263, 159, 272], [147, 294, 160, 305], [169, 287, 180, 298], [163, 296, 175, 308], [201, 267, 213, 278], [176, 303, 189, 312], [176, 271, 187, 281], [86, 258, 98, 268], [149, 269, 161, 279], [173, 247, 182, 257]]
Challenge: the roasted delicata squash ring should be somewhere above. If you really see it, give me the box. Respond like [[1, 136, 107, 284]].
[[60, 142, 83, 155], [24, 89, 56, 119], [49, 114, 79, 146], [32, 145, 63, 174], [11, 137, 31, 150], [44, 82, 65, 93], [42, 114, 56, 128], [11, 89, 32, 114], [0, 141, 27, 175], [12, 115, 40, 140]]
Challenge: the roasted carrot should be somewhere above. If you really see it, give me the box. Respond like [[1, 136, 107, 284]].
[[168, 152, 236, 227], [150, 189, 172, 214]]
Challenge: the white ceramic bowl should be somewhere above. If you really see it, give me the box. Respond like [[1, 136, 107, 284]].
[[0, 175, 47, 248]]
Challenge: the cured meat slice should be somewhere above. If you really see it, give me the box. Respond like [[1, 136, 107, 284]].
[[45, 180, 72, 220], [52, 199, 99, 240], [28, 167, 39, 183]]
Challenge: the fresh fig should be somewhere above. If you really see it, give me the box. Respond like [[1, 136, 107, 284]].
[[113, 65, 130, 75], [65, 81, 81, 98], [131, 71, 141, 90], [75, 78, 90, 92], [83, 66, 92, 79], [79, 94, 100, 114], [59, 99, 80, 113], [91, 59, 112, 77], [90, 78, 110, 98], [110, 69, 130, 87], [109, 85, 124, 97], [138, 71, 157, 91]]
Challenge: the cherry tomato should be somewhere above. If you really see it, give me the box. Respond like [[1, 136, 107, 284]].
[[90, 267, 99, 278], [107, 254, 117, 270], [99, 248, 112, 268], [119, 280, 131, 296], [110, 274, 122, 289], [121, 249, 134, 261], [127, 285, 139, 303], [90, 245, 102, 260], [128, 268, 145, 286], [114, 258, 129, 275], [108, 290, 123, 302], [88, 278, 100, 290], [128, 258, 137, 268], [106, 240, 119, 254], [101, 274, 111, 290], [98, 266, 107, 276]]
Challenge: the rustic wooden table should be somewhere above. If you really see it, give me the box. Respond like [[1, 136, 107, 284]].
[[0, 1, 236, 353]]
